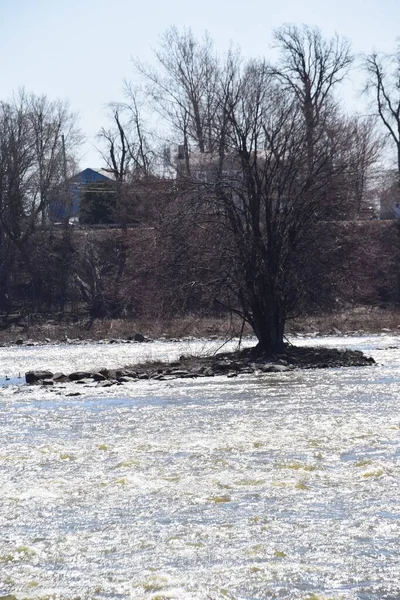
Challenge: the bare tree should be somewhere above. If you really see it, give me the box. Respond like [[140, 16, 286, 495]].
[[131, 27, 358, 352], [336, 115, 384, 217], [272, 24, 353, 170], [0, 91, 81, 313], [179, 56, 356, 353], [97, 85, 155, 225], [98, 87, 153, 182], [137, 27, 221, 167], [364, 49, 400, 182]]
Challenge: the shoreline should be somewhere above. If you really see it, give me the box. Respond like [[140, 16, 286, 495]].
[[1, 306, 400, 347]]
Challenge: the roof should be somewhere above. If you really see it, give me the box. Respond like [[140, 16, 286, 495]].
[[89, 168, 116, 180], [69, 168, 117, 183]]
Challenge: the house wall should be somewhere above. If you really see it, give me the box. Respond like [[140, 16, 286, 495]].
[[50, 168, 114, 222]]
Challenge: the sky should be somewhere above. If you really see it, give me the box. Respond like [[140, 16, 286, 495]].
[[1, 0, 399, 166]]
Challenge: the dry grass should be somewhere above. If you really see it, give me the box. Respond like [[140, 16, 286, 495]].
[[0, 314, 251, 344], [1, 306, 400, 345], [289, 306, 400, 335]]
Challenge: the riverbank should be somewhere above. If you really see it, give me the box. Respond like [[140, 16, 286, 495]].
[[1, 306, 400, 347]]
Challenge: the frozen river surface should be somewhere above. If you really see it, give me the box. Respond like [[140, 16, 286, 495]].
[[0, 335, 399, 599]]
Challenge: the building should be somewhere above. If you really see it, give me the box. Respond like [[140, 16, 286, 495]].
[[50, 168, 116, 222]]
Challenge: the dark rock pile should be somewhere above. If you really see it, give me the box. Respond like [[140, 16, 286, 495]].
[[25, 345, 375, 386]]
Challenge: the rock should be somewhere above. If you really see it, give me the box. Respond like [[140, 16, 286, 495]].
[[169, 369, 190, 376], [151, 372, 165, 380], [25, 370, 54, 384], [41, 380, 54, 386], [53, 372, 68, 382], [93, 372, 107, 382], [66, 392, 81, 396], [69, 371, 92, 381], [116, 369, 130, 378], [134, 333, 146, 342], [117, 376, 134, 383], [259, 364, 291, 373], [124, 370, 137, 378], [98, 367, 110, 377], [189, 366, 203, 374], [15, 339, 24, 345], [213, 360, 233, 372], [203, 367, 215, 377], [275, 359, 289, 366]]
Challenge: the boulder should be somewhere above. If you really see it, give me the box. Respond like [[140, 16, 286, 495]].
[[69, 371, 92, 381], [203, 367, 215, 377], [169, 369, 190, 376], [259, 364, 291, 373], [116, 369, 130, 378], [124, 370, 137, 378], [134, 333, 146, 342], [93, 372, 107, 382], [213, 360, 234, 373], [53, 372, 68, 382], [25, 370, 54, 384], [98, 367, 110, 377]]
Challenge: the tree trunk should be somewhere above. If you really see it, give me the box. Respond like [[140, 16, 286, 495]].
[[251, 303, 285, 355]]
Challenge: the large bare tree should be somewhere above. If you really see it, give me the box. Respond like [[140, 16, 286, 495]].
[[133, 27, 359, 352], [272, 24, 353, 170], [98, 86, 153, 182], [137, 26, 221, 169], [364, 49, 400, 182], [205, 62, 349, 352]]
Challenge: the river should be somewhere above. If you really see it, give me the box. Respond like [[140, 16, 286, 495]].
[[0, 334, 399, 599]]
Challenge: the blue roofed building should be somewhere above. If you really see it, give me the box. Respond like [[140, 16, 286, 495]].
[[50, 168, 116, 222]]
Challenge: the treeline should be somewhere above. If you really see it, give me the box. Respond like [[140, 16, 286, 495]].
[[0, 91, 81, 313], [1, 26, 400, 350], [2, 218, 400, 325]]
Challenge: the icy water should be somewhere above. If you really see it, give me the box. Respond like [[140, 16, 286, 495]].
[[0, 335, 399, 600]]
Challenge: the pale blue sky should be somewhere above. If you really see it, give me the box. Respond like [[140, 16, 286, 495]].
[[1, 0, 399, 165]]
